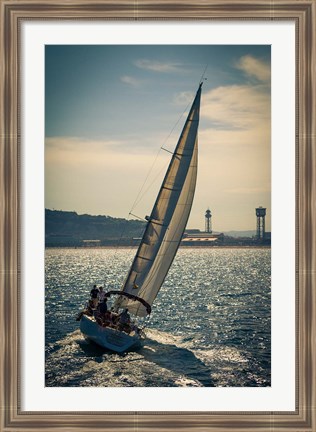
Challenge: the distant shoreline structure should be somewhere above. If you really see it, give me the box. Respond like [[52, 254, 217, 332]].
[[45, 209, 271, 248]]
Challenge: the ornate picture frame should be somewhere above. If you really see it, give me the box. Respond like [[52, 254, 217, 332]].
[[1, 1, 315, 430]]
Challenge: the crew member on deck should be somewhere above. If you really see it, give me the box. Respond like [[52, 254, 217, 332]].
[[90, 284, 99, 308], [119, 308, 131, 323], [98, 286, 106, 302], [118, 308, 131, 332], [95, 298, 108, 324], [98, 298, 108, 314]]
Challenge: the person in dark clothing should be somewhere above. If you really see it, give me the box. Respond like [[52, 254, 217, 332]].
[[90, 285, 99, 307], [119, 308, 130, 324], [90, 285, 99, 298], [95, 298, 108, 325], [98, 298, 108, 314]]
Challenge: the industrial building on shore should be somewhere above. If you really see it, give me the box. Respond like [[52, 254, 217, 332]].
[[181, 207, 271, 247]]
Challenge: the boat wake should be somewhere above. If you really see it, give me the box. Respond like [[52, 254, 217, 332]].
[[45, 327, 268, 387]]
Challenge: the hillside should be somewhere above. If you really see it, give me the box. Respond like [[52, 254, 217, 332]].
[[45, 209, 145, 247]]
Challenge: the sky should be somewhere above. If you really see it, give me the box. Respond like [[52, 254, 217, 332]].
[[45, 45, 271, 232]]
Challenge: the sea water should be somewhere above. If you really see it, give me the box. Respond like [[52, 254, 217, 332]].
[[45, 247, 271, 387]]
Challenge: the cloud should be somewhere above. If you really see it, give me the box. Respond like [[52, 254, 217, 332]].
[[45, 136, 135, 169], [235, 55, 270, 82], [173, 91, 195, 106], [45, 136, 170, 217], [120, 75, 143, 87], [225, 186, 271, 195], [135, 59, 180, 73], [201, 84, 270, 130], [45, 135, 164, 156], [193, 76, 271, 230], [45, 136, 121, 156]]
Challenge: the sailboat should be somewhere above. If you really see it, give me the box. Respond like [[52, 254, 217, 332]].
[[78, 82, 202, 352]]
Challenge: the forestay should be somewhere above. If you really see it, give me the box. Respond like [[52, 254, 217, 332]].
[[116, 84, 202, 317]]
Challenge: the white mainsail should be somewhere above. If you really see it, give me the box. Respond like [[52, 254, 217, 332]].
[[116, 83, 202, 316]]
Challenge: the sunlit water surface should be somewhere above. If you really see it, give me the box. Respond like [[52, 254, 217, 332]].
[[45, 247, 271, 387]]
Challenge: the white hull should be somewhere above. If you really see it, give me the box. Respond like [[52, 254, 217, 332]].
[[80, 315, 142, 353]]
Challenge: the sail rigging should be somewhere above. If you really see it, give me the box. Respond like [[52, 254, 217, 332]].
[[115, 83, 202, 317]]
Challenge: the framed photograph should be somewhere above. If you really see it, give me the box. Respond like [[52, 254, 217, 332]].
[[1, 1, 315, 431]]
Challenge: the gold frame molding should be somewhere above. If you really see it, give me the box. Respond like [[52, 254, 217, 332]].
[[0, 0, 315, 431]]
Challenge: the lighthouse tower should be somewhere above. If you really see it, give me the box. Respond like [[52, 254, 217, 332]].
[[205, 209, 212, 233]]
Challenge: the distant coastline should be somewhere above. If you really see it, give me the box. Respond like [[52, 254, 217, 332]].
[[45, 245, 271, 250], [45, 209, 271, 248]]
